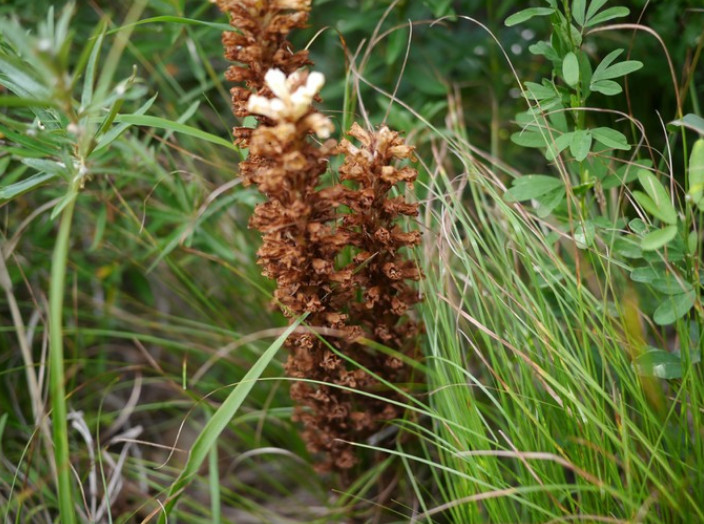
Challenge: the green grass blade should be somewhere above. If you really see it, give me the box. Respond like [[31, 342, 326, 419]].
[[113, 114, 240, 152], [208, 424, 221, 524], [158, 316, 306, 521], [105, 16, 236, 35]]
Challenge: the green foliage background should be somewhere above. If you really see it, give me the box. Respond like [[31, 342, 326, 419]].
[[0, 0, 703, 522]]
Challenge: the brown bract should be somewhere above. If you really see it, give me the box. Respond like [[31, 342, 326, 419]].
[[219, 0, 423, 472]]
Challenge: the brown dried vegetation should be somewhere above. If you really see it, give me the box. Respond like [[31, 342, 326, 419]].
[[218, 0, 423, 471]]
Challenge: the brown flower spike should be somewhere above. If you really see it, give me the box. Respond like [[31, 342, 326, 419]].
[[219, 0, 423, 471], [216, 0, 312, 145]]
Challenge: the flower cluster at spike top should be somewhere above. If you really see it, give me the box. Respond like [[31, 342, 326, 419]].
[[218, 0, 423, 471]]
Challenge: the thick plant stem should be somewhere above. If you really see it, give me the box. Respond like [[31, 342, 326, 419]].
[[49, 192, 77, 524]]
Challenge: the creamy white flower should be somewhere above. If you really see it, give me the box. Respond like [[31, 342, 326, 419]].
[[273, 0, 311, 9], [264, 69, 289, 101], [247, 94, 281, 121], [247, 68, 333, 138], [304, 113, 334, 139]]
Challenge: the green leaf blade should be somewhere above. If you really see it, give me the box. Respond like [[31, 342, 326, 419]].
[[688, 139, 704, 204], [669, 113, 704, 135], [653, 291, 696, 326], [591, 127, 630, 150], [636, 170, 678, 224], [0, 171, 58, 200], [590, 80, 622, 96], [585, 7, 630, 27], [504, 175, 564, 202], [634, 348, 682, 379], [562, 52, 580, 87], [569, 129, 592, 161], [505, 7, 554, 27], [640, 225, 678, 251], [112, 114, 240, 152], [572, 0, 587, 25]]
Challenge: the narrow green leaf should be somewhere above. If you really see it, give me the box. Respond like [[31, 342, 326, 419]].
[[0, 95, 59, 108], [688, 230, 698, 254], [160, 317, 306, 521], [0, 171, 57, 200], [585, 0, 609, 22], [592, 49, 623, 80], [653, 291, 696, 326], [548, 103, 569, 132], [505, 7, 554, 27], [641, 225, 678, 251], [562, 52, 580, 87], [585, 6, 630, 27], [81, 27, 106, 109], [572, 0, 586, 25], [596, 60, 643, 81], [591, 127, 630, 150], [50, 191, 78, 220], [0, 57, 50, 99], [668, 113, 704, 135], [590, 80, 622, 96], [578, 50, 594, 94], [637, 169, 678, 224], [0, 156, 10, 176], [21, 158, 67, 174], [112, 114, 240, 152], [0, 413, 7, 444], [93, 94, 158, 153], [688, 139, 704, 204]]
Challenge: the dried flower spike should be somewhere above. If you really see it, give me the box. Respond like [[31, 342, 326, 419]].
[[219, 0, 423, 472]]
